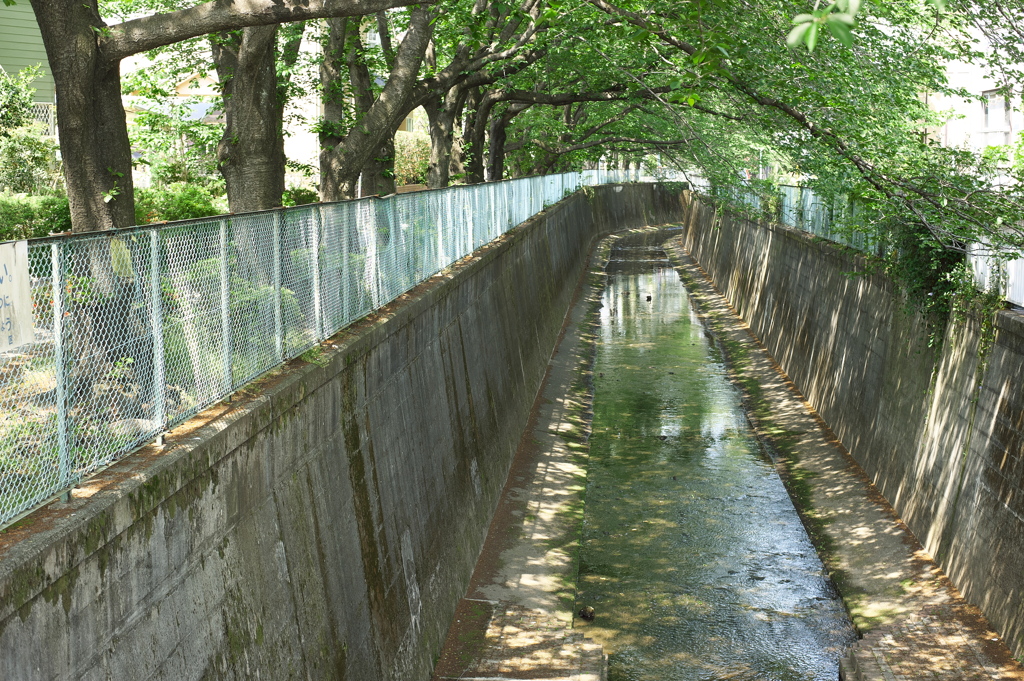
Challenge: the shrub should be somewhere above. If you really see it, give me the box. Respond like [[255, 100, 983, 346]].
[[0, 129, 63, 195], [282, 186, 319, 206], [394, 132, 430, 186], [135, 183, 221, 224], [0, 194, 71, 240]]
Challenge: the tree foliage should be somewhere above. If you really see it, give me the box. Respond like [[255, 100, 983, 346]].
[[0, 65, 38, 136], [7, 0, 1024, 271]]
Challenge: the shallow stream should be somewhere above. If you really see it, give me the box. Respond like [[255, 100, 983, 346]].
[[575, 230, 856, 680]]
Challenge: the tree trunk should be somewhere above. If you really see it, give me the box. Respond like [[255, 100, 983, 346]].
[[425, 85, 471, 189], [487, 102, 529, 181], [424, 96, 454, 189], [360, 136, 397, 196], [448, 134, 465, 184], [212, 26, 286, 213], [30, 0, 134, 233], [464, 89, 492, 184], [319, 7, 432, 201], [319, 16, 354, 202]]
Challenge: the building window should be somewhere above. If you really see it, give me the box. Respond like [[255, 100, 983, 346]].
[[982, 90, 1012, 145]]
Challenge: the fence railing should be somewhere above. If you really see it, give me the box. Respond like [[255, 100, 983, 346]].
[[967, 246, 1024, 307], [709, 181, 1024, 307], [0, 169, 641, 528], [713, 183, 879, 254]]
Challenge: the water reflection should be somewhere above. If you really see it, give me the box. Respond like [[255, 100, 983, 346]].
[[577, 232, 855, 681]]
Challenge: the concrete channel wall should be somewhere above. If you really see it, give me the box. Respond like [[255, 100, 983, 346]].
[[0, 184, 684, 681], [680, 196, 1024, 657]]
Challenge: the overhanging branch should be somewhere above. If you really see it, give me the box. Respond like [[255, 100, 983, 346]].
[[102, 0, 425, 63]]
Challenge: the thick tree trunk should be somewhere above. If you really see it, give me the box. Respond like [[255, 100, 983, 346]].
[[449, 135, 466, 183], [487, 102, 529, 181], [319, 17, 354, 202], [30, 0, 134, 233], [212, 26, 286, 213], [319, 7, 432, 201], [425, 87, 470, 189], [424, 97, 455, 189], [488, 115, 508, 182], [360, 136, 397, 196], [464, 89, 492, 184]]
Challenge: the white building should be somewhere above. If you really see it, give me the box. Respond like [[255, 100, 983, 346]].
[[929, 43, 1022, 154]]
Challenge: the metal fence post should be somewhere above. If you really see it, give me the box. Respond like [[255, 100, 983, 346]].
[[219, 219, 232, 392], [149, 230, 165, 431], [341, 206, 351, 325], [272, 211, 283, 361], [313, 206, 324, 340], [50, 243, 70, 486], [438, 192, 449, 272]]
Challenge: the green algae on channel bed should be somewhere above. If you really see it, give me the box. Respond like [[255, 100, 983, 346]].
[[575, 231, 855, 681]]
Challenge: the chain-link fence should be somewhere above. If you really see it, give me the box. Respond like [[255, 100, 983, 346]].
[[0, 169, 642, 528], [711, 181, 1024, 307], [967, 245, 1024, 307], [28, 103, 57, 137], [777, 185, 879, 253], [705, 183, 879, 254]]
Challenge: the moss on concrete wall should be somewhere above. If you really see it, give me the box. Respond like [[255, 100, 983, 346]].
[[0, 184, 684, 681], [680, 195, 1024, 658]]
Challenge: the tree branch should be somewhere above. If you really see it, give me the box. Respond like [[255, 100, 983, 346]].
[[535, 135, 691, 155], [102, 0, 424, 63]]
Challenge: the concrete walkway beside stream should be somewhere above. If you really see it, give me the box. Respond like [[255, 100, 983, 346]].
[[430, 240, 609, 681], [430, 226, 1024, 681]]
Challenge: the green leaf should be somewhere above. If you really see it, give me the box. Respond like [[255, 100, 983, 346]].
[[792, 13, 815, 24], [830, 12, 856, 25], [2, 1, 16, 6], [787, 22, 812, 48], [806, 22, 819, 51], [826, 17, 855, 47]]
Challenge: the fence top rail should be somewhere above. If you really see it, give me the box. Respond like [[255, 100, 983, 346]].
[[0, 167, 662, 529], [4, 171, 639, 249]]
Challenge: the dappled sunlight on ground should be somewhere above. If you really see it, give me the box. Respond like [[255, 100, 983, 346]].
[[663, 234, 1024, 681]]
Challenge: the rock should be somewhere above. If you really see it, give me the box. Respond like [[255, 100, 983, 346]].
[[109, 419, 160, 441]]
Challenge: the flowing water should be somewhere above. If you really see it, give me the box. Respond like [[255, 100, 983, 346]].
[[576, 230, 855, 681]]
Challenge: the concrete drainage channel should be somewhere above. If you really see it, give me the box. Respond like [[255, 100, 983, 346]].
[[430, 224, 612, 681], [436, 223, 1024, 681]]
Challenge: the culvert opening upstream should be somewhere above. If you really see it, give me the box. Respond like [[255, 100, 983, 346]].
[[574, 229, 856, 681]]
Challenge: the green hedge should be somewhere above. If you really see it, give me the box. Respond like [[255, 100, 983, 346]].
[[135, 183, 224, 224], [0, 194, 71, 241]]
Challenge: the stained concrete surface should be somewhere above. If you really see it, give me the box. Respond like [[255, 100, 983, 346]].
[[663, 236, 1024, 680], [431, 232, 609, 681]]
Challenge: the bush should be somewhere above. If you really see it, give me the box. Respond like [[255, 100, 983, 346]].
[[0, 66, 37, 135], [394, 132, 430, 186], [0, 194, 71, 240], [134, 183, 221, 224], [282, 185, 319, 206], [0, 129, 63, 195]]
